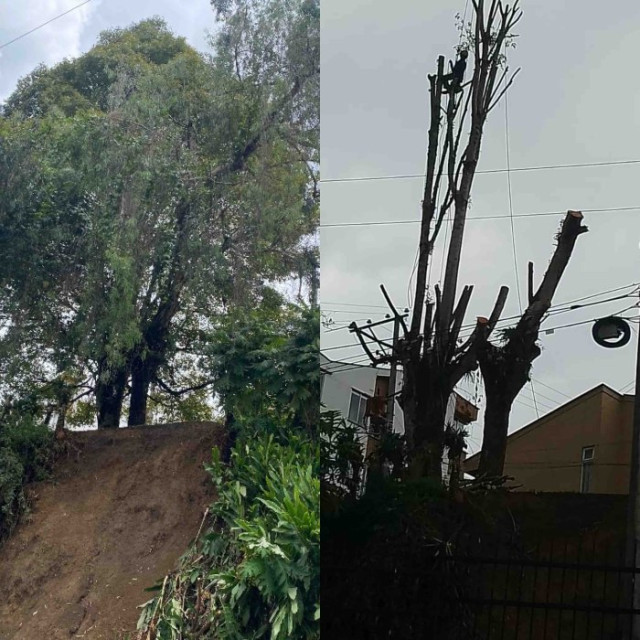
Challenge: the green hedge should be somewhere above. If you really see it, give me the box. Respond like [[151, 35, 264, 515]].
[[0, 417, 54, 540]]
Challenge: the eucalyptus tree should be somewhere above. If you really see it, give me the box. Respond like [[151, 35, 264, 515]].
[[0, 1, 319, 428]]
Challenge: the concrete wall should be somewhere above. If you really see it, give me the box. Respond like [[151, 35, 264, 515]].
[[466, 386, 632, 494]]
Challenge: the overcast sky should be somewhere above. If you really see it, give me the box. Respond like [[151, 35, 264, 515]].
[[320, 0, 640, 455], [0, 0, 215, 103]]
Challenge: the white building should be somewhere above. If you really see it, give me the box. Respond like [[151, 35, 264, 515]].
[[320, 353, 477, 482]]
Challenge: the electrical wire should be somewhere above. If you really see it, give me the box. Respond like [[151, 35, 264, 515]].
[[319, 205, 640, 229], [455, 301, 639, 342], [503, 67, 536, 416], [505, 90, 522, 314], [322, 301, 397, 310], [530, 376, 572, 400], [320, 158, 640, 184], [0, 0, 95, 50], [324, 283, 638, 333]]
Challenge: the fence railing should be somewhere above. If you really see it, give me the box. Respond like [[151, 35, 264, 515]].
[[323, 530, 640, 639], [443, 531, 636, 639]]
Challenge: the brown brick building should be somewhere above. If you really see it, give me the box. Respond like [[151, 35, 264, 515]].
[[465, 384, 634, 494]]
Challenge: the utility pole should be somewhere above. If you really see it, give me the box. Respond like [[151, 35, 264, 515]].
[[595, 296, 640, 637], [629, 295, 640, 639], [385, 314, 400, 432], [349, 285, 408, 485], [378, 284, 409, 434]]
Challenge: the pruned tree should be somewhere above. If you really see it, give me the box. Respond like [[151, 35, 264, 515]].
[[475, 211, 588, 477], [399, 0, 522, 478]]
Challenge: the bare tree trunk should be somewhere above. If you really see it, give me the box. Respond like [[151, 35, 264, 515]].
[[128, 357, 153, 426], [476, 340, 529, 477], [408, 377, 448, 479], [476, 211, 588, 476], [127, 326, 172, 427], [478, 393, 512, 477], [54, 400, 69, 434], [128, 197, 189, 427], [96, 362, 128, 429]]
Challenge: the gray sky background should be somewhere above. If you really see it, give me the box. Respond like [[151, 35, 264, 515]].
[[0, 0, 215, 103], [320, 0, 640, 455]]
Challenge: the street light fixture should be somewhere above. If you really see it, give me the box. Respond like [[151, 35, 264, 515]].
[[592, 316, 632, 348]]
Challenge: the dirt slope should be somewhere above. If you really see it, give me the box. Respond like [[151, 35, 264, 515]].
[[0, 422, 224, 640]]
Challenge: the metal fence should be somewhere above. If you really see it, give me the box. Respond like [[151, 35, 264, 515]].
[[438, 532, 638, 639], [322, 531, 640, 639]]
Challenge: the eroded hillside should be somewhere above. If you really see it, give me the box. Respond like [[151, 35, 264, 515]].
[[0, 422, 223, 640]]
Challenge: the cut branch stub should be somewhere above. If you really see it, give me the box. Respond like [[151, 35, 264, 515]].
[[528, 210, 588, 316]]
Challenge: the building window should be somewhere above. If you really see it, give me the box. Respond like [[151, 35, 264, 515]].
[[580, 446, 595, 493], [348, 389, 369, 427]]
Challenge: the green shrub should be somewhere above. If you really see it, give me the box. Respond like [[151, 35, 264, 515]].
[[136, 435, 320, 639], [0, 447, 26, 539], [2, 417, 55, 482], [0, 416, 54, 541]]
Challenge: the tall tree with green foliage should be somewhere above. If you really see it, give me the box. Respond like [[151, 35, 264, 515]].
[[0, 0, 318, 429]]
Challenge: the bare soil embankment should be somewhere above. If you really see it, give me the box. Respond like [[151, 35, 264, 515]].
[[0, 422, 224, 639]]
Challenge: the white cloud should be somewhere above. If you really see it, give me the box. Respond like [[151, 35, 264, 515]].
[[0, 0, 213, 102]]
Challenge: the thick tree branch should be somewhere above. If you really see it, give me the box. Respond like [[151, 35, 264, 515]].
[[155, 377, 216, 397], [448, 285, 474, 355], [410, 58, 445, 337]]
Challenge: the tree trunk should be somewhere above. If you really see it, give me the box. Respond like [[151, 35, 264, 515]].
[[128, 356, 153, 426], [409, 401, 447, 480], [476, 211, 588, 476], [128, 199, 189, 426], [221, 412, 237, 464], [127, 316, 175, 427], [96, 363, 128, 429], [476, 339, 537, 477], [477, 392, 512, 477], [55, 401, 68, 434], [403, 358, 448, 480]]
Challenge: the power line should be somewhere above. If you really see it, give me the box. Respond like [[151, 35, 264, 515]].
[[0, 0, 95, 50], [534, 309, 639, 335], [322, 357, 374, 373], [323, 304, 640, 357], [321, 340, 377, 352], [457, 292, 635, 336], [323, 290, 633, 335], [517, 386, 562, 410], [322, 301, 399, 310], [323, 313, 638, 357], [320, 158, 640, 185], [466, 305, 639, 341], [324, 283, 637, 328], [505, 89, 522, 313], [530, 376, 573, 400], [552, 282, 639, 307], [546, 292, 634, 316], [502, 78, 538, 417], [321, 309, 385, 316], [319, 205, 640, 229]]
